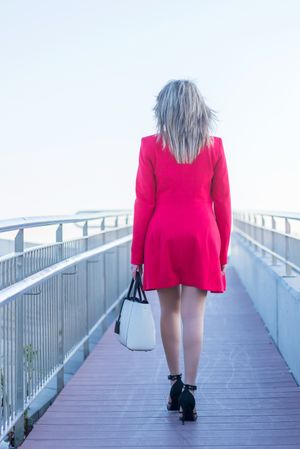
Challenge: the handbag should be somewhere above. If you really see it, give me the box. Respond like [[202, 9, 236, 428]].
[[114, 271, 156, 351]]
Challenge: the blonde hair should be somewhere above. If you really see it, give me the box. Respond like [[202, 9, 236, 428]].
[[153, 79, 218, 163]]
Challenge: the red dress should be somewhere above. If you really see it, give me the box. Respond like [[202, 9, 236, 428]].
[[130, 134, 232, 293]]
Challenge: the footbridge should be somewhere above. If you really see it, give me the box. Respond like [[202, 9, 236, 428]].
[[0, 209, 299, 448]]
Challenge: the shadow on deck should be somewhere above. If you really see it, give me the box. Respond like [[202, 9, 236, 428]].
[[20, 265, 300, 448]]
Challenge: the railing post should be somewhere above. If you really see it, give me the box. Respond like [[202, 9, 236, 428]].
[[14, 294, 25, 447], [116, 243, 120, 298], [56, 222, 65, 394], [56, 221, 65, 394], [14, 229, 25, 446], [103, 248, 108, 321], [57, 272, 65, 394], [247, 213, 252, 247], [56, 224, 63, 261], [101, 218, 106, 244], [284, 218, 292, 276], [253, 215, 257, 251], [15, 228, 24, 281], [115, 216, 119, 239], [271, 216, 277, 265], [83, 221, 88, 243], [261, 215, 265, 257], [83, 222, 89, 359]]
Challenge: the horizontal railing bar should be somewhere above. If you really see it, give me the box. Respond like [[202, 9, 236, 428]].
[[0, 210, 133, 233], [233, 209, 300, 221], [0, 234, 132, 306], [233, 226, 300, 274], [0, 223, 132, 263], [75, 209, 132, 215], [233, 217, 299, 240]]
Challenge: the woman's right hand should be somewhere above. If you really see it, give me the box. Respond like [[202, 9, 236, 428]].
[[131, 264, 143, 280], [221, 264, 227, 274]]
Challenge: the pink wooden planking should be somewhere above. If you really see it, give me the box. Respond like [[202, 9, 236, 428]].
[[20, 265, 300, 448]]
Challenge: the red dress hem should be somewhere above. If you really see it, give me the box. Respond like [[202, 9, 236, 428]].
[[141, 271, 227, 294]]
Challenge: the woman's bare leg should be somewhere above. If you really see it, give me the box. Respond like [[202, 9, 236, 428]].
[[181, 286, 207, 386], [157, 285, 181, 402], [157, 285, 181, 374]]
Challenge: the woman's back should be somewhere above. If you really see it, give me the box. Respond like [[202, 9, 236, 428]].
[[146, 133, 218, 204]]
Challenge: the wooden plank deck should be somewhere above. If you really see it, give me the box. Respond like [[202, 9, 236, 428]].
[[20, 265, 300, 448]]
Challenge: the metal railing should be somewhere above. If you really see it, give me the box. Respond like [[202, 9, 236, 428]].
[[0, 210, 133, 446], [233, 209, 300, 276], [0, 210, 132, 290]]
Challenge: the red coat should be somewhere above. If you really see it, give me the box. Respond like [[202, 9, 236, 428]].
[[130, 134, 232, 293]]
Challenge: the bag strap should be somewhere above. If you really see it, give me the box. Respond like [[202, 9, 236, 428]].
[[114, 271, 149, 334], [114, 276, 135, 334], [135, 271, 148, 303], [132, 272, 140, 299], [126, 277, 135, 297]]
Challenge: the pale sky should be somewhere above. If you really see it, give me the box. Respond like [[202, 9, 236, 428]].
[[0, 0, 299, 221]]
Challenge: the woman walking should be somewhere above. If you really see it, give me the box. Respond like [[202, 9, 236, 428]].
[[130, 79, 232, 423]]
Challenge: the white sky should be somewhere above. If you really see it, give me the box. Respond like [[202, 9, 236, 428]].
[[0, 0, 299, 221]]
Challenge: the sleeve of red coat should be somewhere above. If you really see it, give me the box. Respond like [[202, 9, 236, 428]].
[[131, 138, 156, 265], [210, 137, 232, 266]]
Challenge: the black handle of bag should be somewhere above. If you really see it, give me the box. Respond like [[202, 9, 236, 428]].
[[114, 270, 148, 335], [127, 276, 135, 297], [114, 275, 136, 333], [133, 270, 142, 299], [134, 271, 148, 302]]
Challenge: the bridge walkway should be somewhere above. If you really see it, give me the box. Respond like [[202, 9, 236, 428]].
[[20, 265, 300, 448]]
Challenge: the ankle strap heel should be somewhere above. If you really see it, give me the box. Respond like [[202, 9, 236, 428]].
[[179, 383, 198, 423], [168, 373, 182, 381], [166, 373, 184, 411], [183, 383, 197, 391]]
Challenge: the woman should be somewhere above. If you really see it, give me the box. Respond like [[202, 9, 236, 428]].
[[130, 79, 232, 424]]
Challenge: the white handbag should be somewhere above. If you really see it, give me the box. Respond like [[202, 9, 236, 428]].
[[114, 271, 156, 351]]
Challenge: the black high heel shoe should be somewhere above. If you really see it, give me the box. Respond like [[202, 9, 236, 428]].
[[178, 384, 198, 424], [166, 373, 184, 411]]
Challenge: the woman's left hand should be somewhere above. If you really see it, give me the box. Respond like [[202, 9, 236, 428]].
[[131, 264, 143, 280]]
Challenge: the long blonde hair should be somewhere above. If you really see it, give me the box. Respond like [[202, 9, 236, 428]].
[[153, 79, 218, 163]]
